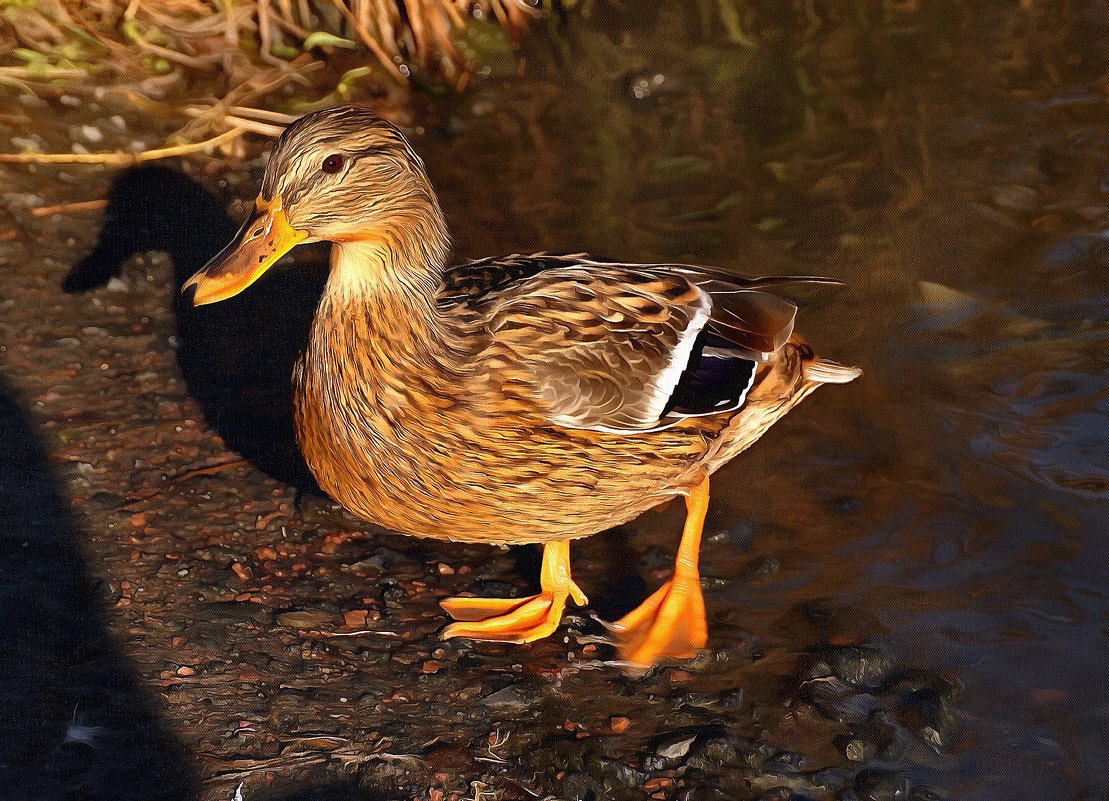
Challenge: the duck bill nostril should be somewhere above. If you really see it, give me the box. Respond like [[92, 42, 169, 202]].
[[181, 195, 308, 306]]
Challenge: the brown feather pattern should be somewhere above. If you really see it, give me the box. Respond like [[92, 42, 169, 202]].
[[250, 108, 862, 545]]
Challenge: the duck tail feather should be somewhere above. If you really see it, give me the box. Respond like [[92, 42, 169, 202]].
[[804, 359, 862, 384]]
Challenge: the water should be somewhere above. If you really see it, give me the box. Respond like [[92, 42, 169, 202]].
[[1, 2, 1105, 798], [409, 2, 1108, 797]]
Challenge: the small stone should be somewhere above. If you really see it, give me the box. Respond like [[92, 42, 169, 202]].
[[831, 645, 896, 689], [276, 610, 332, 629], [437, 562, 454, 575], [845, 738, 869, 761], [480, 685, 532, 709], [664, 668, 691, 684], [855, 768, 908, 801], [655, 732, 696, 759], [609, 716, 631, 734], [421, 660, 442, 674], [343, 609, 369, 628], [176, 665, 196, 676], [231, 562, 251, 581]]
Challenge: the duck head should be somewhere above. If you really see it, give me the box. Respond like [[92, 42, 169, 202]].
[[184, 106, 448, 305]]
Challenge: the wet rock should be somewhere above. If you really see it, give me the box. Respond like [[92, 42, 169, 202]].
[[908, 785, 948, 801], [836, 735, 875, 762], [86, 491, 123, 510], [854, 768, 909, 801], [763, 750, 805, 774], [706, 520, 756, 548], [684, 687, 744, 711], [742, 555, 780, 582], [701, 736, 750, 767], [560, 771, 596, 801], [345, 555, 387, 575], [801, 674, 881, 722], [94, 578, 122, 605], [275, 609, 331, 629], [655, 732, 697, 760], [829, 646, 897, 690], [202, 600, 274, 625], [480, 684, 536, 709], [892, 673, 961, 752], [381, 583, 407, 606], [595, 758, 648, 789]]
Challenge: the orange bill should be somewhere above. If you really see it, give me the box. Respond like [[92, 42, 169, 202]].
[[182, 197, 307, 306]]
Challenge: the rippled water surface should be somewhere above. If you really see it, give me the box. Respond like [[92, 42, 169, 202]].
[[412, 3, 1107, 797]]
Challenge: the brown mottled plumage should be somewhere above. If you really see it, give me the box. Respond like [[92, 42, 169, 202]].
[[184, 107, 860, 667]]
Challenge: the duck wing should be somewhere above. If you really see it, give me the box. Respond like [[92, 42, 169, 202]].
[[479, 257, 818, 433]]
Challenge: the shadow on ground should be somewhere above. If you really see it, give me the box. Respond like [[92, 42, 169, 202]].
[[0, 375, 196, 799], [64, 165, 327, 491]]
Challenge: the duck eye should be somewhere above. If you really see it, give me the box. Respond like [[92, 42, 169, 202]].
[[321, 154, 344, 174]]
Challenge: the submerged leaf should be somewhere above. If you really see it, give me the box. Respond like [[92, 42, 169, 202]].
[[303, 31, 358, 50]]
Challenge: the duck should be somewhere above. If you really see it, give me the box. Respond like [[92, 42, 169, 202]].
[[183, 106, 860, 667]]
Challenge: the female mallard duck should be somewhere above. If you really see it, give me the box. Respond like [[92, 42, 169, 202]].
[[184, 106, 860, 667]]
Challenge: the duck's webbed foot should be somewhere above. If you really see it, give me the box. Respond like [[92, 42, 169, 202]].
[[441, 541, 586, 644], [609, 473, 710, 666]]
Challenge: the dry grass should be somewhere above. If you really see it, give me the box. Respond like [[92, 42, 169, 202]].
[[0, 1, 540, 164], [0, 0, 536, 90]]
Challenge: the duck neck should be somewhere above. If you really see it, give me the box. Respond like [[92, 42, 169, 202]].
[[327, 237, 442, 313], [311, 234, 455, 382]]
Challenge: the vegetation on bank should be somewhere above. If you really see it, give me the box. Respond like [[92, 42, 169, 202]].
[[0, 0, 539, 161]]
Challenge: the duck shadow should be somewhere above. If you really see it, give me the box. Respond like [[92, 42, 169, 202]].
[[0, 375, 195, 798], [64, 165, 327, 491]]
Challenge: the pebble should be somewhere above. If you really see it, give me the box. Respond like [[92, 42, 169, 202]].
[[275, 610, 331, 628], [742, 555, 780, 582], [831, 646, 897, 690], [854, 768, 909, 801], [609, 715, 631, 734], [343, 609, 369, 628], [479, 685, 533, 709], [655, 732, 697, 759]]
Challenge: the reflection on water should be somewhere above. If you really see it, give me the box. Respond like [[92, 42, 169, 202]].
[[411, 2, 1107, 797]]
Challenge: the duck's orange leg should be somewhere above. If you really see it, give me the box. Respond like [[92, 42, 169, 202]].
[[440, 540, 587, 644], [611, 472, 710, 666]]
